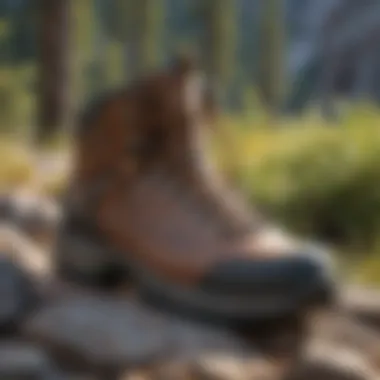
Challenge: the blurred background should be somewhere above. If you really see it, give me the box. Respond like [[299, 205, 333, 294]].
[[2, 0, 380, 285]]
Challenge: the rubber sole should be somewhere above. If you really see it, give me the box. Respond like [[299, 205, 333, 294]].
[[138, 270, 333, 328], [55, 227, 335, 327]]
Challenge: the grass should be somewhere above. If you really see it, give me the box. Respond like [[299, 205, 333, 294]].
[[0, 138, 35, 190], [0, 134, 70, 197]]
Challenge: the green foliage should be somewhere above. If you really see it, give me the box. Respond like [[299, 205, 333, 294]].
[[216, 104, 380, 256], [97, 0, 136, 42], [0, 64, 36, 133], [0, 139, 34, 189], [97, 0, 164, 75], [353, 252, 380, 285], [70, 0, 98, 106]]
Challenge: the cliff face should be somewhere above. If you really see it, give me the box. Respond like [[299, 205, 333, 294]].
[[234, 0, 380, 111], [285, 0, 380, 111]]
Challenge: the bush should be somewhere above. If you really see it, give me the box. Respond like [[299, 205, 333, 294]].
[[0, 138, 68, 197], [0, 139, 35, 189], [216, 105, 380, 254]]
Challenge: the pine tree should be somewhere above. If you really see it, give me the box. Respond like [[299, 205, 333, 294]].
[[69, 0, 96, 115], [36, 0, 70, 143], [138, 0, 165, 74], [89, 0, 107, 94], [199, 0, 237, 107], [257, 0, 286, 123], [100, 0, 164, 79]]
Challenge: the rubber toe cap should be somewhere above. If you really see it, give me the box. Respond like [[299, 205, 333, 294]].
[[202, 247, 335, 301]]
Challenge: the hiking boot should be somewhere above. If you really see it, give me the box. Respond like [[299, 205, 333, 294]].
[[56, 57, 336, 325]]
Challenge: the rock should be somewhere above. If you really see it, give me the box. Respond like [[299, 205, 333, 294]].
[[0, 224, 54, 304], [23, 296, 174, 372], [23, 295, 261, 375], [148, 359, 192, 380], [189, 353, 280, 380], [0, 224, 52, 279], [122, 371, 151, 380], [311, 311, 380, 371], [0, 342, 55, 380], [1, 191, 60, 245], [286, 341, 378, 380], [123, 353, 280, 380], [167, 317, 255, 355], [0, 256, 39, 332], [342, 287, 380, 331], [0, 193, 13, 221]]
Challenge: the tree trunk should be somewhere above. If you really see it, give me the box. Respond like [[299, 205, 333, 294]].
[[138, 0, 164, 75], [201, 0, 237, 109], [257, 0, 286, 125], [37, 0, 70, 143], [91, 0, 107, 94]]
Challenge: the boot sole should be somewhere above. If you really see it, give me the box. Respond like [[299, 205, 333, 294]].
[[137, 266, 334, 327], [55, 229, 334, 326]]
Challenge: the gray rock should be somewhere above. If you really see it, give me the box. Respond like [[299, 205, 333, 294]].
[[286, 342, 378, 380], [311, 310, 380, 371], [168, 317, 254, 355], [0, 342, 55, 380], [1, 225, 52, 279], [148, 359, 193, 380], [342, 287, 380, 331], [123, 353, 278, 380], [23, 295, 261, 374], [127, 352, 287, 380], [0, 194, 14, 221], [24, 296, 174, 371], [0, 257, 39, 332], [1, 192, 60, 244], [189, 353, 279, 380]]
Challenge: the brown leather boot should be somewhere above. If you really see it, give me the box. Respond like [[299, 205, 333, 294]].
[[56, 57, 335, 324]]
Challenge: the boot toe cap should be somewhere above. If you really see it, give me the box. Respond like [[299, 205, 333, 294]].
[[202, 247, 335, 303]]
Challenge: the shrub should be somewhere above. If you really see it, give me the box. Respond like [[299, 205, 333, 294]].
[[216, 105, 380, 254], [0, 139, 35, 189]]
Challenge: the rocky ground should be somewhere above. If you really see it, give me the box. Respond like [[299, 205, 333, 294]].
[[1, 192, 380, 380]]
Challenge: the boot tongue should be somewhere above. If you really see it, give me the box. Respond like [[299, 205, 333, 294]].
[[163, 117, 258, 237], [153, 61, 260, 237]]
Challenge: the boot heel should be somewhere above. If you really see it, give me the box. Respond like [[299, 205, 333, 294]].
[[54, 220, 129, 289]]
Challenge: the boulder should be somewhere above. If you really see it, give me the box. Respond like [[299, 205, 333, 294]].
[[0, 191, 60, 245], [0, 341, 56, 380], [342, 287, 380, 331], [310, 310, 380, 373], [286, 341, 379, 380], [23, 295, 261, 376], [0, 256, 39, 333]]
